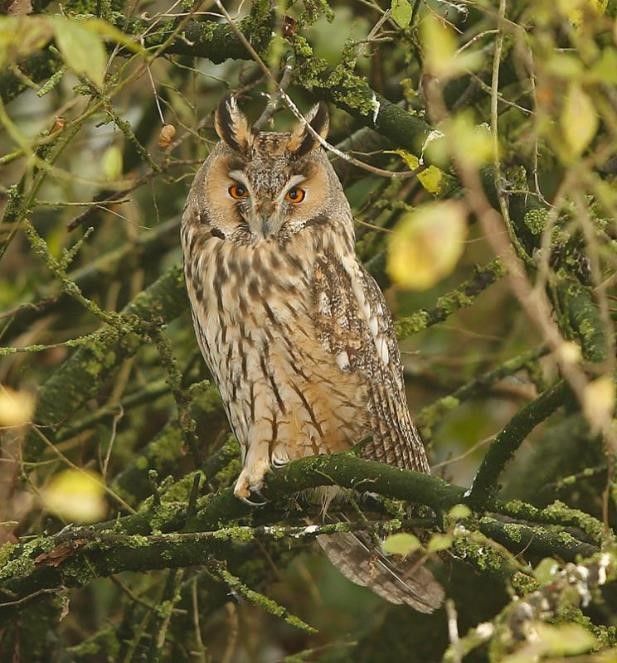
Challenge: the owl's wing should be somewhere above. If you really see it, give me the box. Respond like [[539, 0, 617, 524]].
[[312, 248, 444, 612], [312, 249, 429, 473]]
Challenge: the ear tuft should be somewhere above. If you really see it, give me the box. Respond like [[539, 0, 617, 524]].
[[214, 96, 252, 154], [288, 102, 329, 157]]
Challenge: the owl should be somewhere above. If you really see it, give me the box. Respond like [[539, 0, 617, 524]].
[[181, 97, 443, 611]]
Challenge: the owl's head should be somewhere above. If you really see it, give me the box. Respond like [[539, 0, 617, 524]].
[[190, 97, 348, 244]]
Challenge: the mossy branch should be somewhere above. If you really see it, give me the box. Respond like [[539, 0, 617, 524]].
[[25, 266, 187, 460], [0, 452, 603, 623], [417, 346, 548, 435], [468, 381, 571, 507], [0, 2, 274, 104], [395, 259, 506, 339]]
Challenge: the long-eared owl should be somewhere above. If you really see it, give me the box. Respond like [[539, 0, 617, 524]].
[[181, 97, 443, 611]]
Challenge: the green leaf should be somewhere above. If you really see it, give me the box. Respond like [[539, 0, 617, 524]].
[[382, 532, 421, 556], [53, 17, 107, 88], [420, 14, 481, 78], [544, 52, 584, 79], [534, 622, 597, 656], [443, 112, 495, 168], [79, 17, 144, 55], [589, 48, 617, 84], [391, 0, 412, 28], [533, 557, 559, 584], [388, 201, 467, 290], [561, 83, 598, 158], [427, 533, 453, 553], [448, 504, 472, 521]]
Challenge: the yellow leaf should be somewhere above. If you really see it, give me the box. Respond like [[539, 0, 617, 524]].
[[102, 145, 123, 181], [418, 166, 444, 195], [558, 341, 582, 364], [390, 149, 444, 194], [41, 469, 107, 523], [583, 375, 615, 432], [0, 386, 35, 427], [558, 0, 607, 28], [0, 16, 53, 69], [382, 532, 421, 556], [388, 201, 467, 290], [561, 83, 598, 158], [420, 14, 481, 79]]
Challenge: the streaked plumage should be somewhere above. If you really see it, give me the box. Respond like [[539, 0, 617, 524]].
[[181, 97, 443, 611]]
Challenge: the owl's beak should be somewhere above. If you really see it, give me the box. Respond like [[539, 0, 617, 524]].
[[260, 215, 285, 238], [251, 200, 282, 238]]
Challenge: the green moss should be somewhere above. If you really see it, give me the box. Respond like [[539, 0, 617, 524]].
[[556, 278, 606, 362], [67, 626, 120, 659], [451, 527, 520, 578], [213, 456, 242, 489], [135, 455, 148, 470], [395, 311, 430, 337], [500, 524, 523, 543], [149, 503, 184, 534], [325, 64, 378, 116], [292, 45, 378, 117], [161, 471, 205, 503], [289, 35, 314, 58], [149, 427, 184, 466], [555, 605, 617, 647], [0, 537, 50, 581], [499, 499, 530, 517], [212, 526, 255, 543], [299, 0, 335, 24], [510, 571, 539, 596], [190, 381, 223, 413], [217, 566, 317, 633], [524, 208, 549, 235], [0, 542, 14, 568], [396, 260, 505, 339], [541, 501, 605, 545], [435, 289, 475, 312], [417, 396, 461, 432], [61, 558, 96, 585]]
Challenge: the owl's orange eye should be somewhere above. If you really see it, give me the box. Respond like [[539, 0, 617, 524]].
[[228, 183, 249, 199], [285, 187, 306, 204]]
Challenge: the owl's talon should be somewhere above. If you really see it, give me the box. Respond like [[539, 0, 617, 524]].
[[234, 464, 269, 506], [239, 493, 268, 507], [250, 486, 268, 502]]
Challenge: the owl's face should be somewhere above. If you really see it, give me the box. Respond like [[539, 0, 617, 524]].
[[195, 98, 344, 244]]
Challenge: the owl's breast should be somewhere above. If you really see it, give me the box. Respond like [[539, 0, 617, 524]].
[[184, 233, 369, 457]]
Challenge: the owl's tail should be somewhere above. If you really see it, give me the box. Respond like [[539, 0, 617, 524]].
[[317, 532, 444, 612]]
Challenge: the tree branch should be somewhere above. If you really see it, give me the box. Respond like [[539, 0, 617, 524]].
[[25, 266, 187, 460], [468, 381, 571, 507], [0, 452, 602, 624]]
